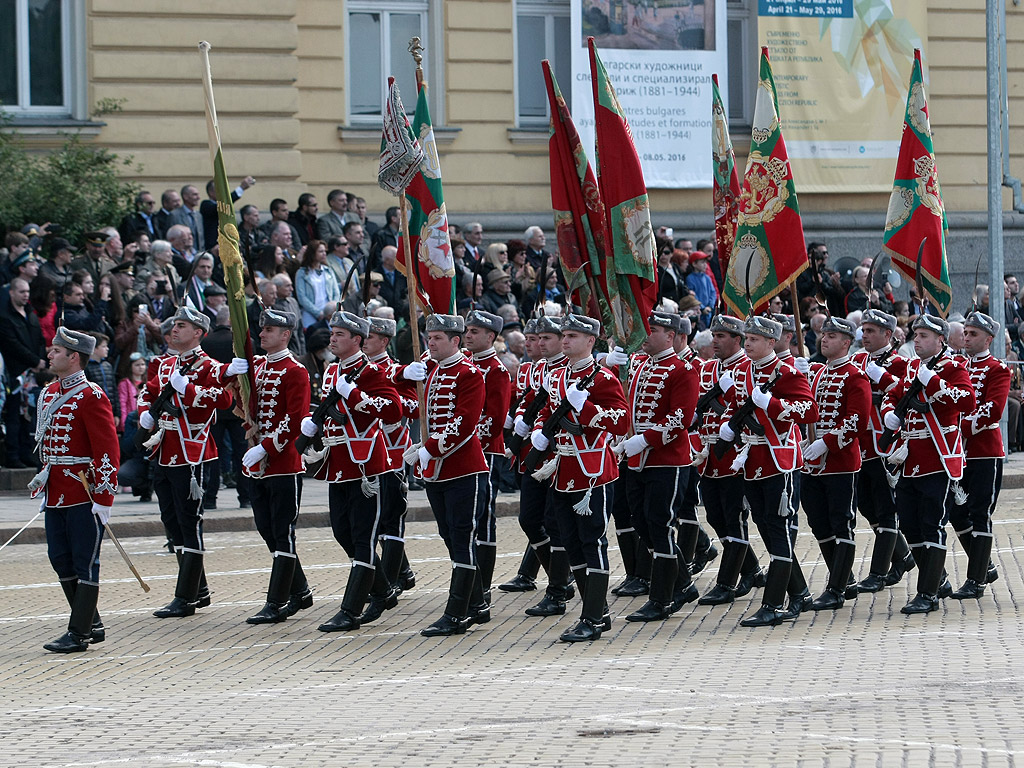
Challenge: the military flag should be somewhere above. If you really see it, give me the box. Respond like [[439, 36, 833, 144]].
[[712, 73, 740, 287]]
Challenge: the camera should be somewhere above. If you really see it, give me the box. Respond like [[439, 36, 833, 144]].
[[154, 280, 169, 296]]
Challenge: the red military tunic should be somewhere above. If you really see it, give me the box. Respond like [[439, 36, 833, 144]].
[[625, 347, 698, 469], [314, 352, 402, 482], [724, 353, 819, 480], [419, 352, 488, 482], [802, 355, 872, 475], [369, 350, 418, 470], [470, 347, 512, 456], [33, 370, 120, 508], [962, 351, 1011, 460], [535, 356, 629, 492], [694, 349, 747, 478], [880, 351, 976, 479], [851, 348, 910, 461], [512, 353, 568, 468], [241, 349, 311, 478], [138, 346, 233, 467]]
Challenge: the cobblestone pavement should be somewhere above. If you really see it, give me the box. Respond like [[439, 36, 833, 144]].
[[3, 494, 1024, 768]]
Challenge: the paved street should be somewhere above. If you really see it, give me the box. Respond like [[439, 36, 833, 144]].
[[3, 493, 1024, 767]]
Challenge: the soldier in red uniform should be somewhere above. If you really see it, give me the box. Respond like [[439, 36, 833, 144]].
[[530, 314, 629, 642], [949, 311, 1011, 599], [308, 311, 402, 632], [719, 315, 819, 627], [140, 306, 240, 619], [799, 316, 872, 611], [35, 328, 120, 653], [234, 308, 313, 624], [617, 312, 699, 622], [464, 309, 512, 609], [881, 315, 976, 614], [851, 309, 916, 592], [404, 313, 489, 637]]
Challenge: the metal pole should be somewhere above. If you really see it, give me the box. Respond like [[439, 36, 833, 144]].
[[986, 0, 1007, 452]]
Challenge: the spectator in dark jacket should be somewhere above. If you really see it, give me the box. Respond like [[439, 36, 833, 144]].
[[84, 333, 120, 429], [0, 278, 46, 466]]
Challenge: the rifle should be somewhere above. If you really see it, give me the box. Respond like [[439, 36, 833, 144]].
[[690, 382, 726, 428], [876, 344, 946, 453], [133, 357, 199, 450], [506, 385, 549, 456], [294, 357, 370, 455], [869, 339, 901, 407], [523, 366, 600, 473], [712, 369, 784, 460]]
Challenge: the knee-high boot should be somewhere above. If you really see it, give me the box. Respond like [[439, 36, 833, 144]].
[[247, 555, 296, 624]]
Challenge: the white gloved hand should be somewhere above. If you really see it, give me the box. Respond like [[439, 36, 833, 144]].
[[883, 412, 902, 431], [170, 370, 189, 394], [719, 373, 735, 392], [622, 434, 649, 457], [794, 357, 810, 374], [403, 361, 427, 381], [565, 383, 589, 411], [91, 503, 112, 526], [242, 444, 268, 468], [139, 410, 155, 430], [751, 387, 772, 410], [226, 357, 249, 376], [530, 430, 550, 452], [403, 442, 422, 466], [504, 414, 514, 430], [417, 446, 431, 469], [917, 365, 936, 387], [606, 346, 630, 367], [300, 416, 318, 437], [513, 416, 529, 437], [865, 361, 885, 383], [803, 439, 828, 461], [719, 422, 735, 441], [335, 376, 356, 398]]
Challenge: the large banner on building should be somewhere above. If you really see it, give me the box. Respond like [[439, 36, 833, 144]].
[[758, 0, 929, 192], [571, 0, 729, 189]]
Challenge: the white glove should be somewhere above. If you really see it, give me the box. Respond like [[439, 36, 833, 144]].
[[719, 373, 735, 392], [530, 430, 550, 451], [417, 446, 431, 470], [300, 416, 318, 437], [803, 439, 828, 461], [565, 383, 589, 411], [170, 370, 189, 394], [751, 387, 772, 410], [504, 414, 514, 430], [513, 416, 529, 437], [865, 361, 885, 383], [403, 361, 427, 381], [139, 410, 155, 430], [883, 412, 902, 431], [917, 365, 936, 387], [606, 346, 630, 367], [719, 422, 735, 441], [91, 503, 112, 526], [242, 444, 268, 468], [226, 357, 249, 376], [335, 376, 356, 398], [622, 434, 649, 457], [794, 357, 810, 374], [403, 442, 422, 466]]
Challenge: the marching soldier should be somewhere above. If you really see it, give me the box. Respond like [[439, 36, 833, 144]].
[[851, 309, 916, 592], [404, 314, 489, 637], [35, 328, 120, 653], [949, 311, 1010, 599], [464, 309, 512, 607], [529, 314, 628, 642], [881, 315, 975, 614], [800, 317, 872, 611], [719, 315, 818, 627], [307, 311, 402, 632], [616, 312, 700, 622], [140, 306, 241, 618], [237, 308, 313, 624]]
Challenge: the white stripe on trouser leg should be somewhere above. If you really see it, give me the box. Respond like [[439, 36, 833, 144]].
[[596, 485, 611, 573], [90, 514, 103, 580], [842, 474, 856, 541], [662, 468, 681, 554], [530, 537, 551, 550], [287, 474, 299, 555], [369, 480, 382, 563], [985, 459, 999, 534], [466, 473, 482, 568]]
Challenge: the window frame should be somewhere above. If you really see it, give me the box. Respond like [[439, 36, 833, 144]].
[[726, 0, 756, 130], [513, 0, 571, 128], [2, 0, 73, 117]]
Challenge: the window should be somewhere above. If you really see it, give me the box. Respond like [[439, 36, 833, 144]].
[[515, 0, 570, 126], [727, 0, 756, 128], [0, 0, 71, 116], [347, 1, 430, 123]]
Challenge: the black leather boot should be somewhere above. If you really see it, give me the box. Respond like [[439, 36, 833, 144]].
[[45, 582, 98, 653], [421, 566, 474, 637], [677, 524, 698, 566], [467, 569, 490, 627], [526, 547, 569, 616], [690, 538, 719, 576], [318, 564, 375, 632], [560, 571, 609, 642], [498, 547, 540, 592], [699, 541, 745, 605], [811, 541, 856, 611], [857, 530, 897, 593], [901, 546, 944, 614], [626, 555, 678, 622], [740, 559, 793, 627], [611, 530, 639, 594], [952, 535, 993, 600], [617, 538, 652, 597], [734, 546, 764, 598], [154, 550, 204, 618], [884, 533, 916, 586], [284, 558, 314, 617], [669, 549, 699, 612], [379, 538, 406, 593], [247, 555, 296, 624], [476, 544, 497, 603], [360, 560, 400, 625], [58, 579, 104, 643], [398, 552, 416, 591]]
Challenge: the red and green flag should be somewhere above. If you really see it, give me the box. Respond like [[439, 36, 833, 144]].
[[723, 47, 808, 318], [712, 73, 740, 289], [588, 38, 658, 353], [882, 49, 952, 317]]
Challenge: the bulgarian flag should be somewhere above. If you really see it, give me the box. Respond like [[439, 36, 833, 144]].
[[588, 38, 658, 353], [712, 73, 740, 290], [723, 47, 808, 318], [542, 60, 611, 328], [882, 49, 952, 317]]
